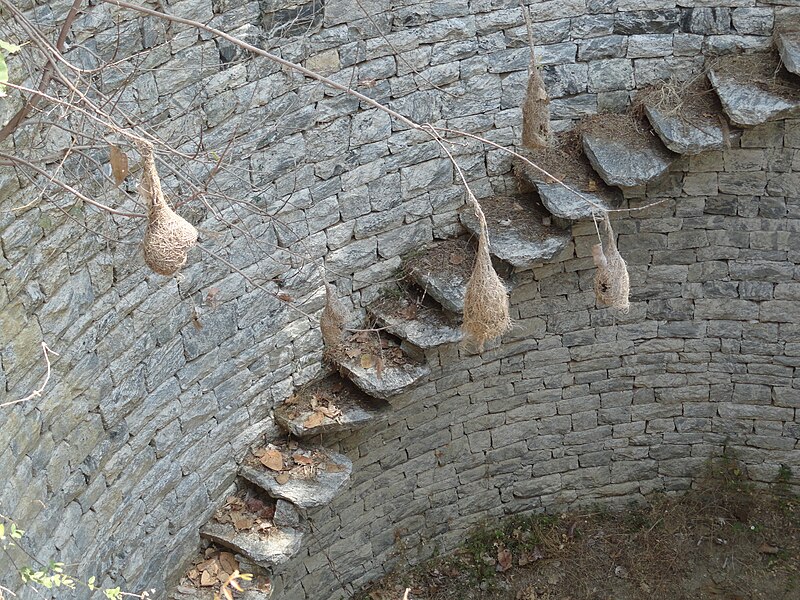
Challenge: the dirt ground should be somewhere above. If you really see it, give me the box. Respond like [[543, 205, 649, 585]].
[[358, 460, 799, 600]]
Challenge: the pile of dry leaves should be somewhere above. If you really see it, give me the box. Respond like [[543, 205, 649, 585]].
[[280, 386, 345, 430], [248, 442, 346, 484], [213, 490, 277, 534], [332, 330, 408, 376]]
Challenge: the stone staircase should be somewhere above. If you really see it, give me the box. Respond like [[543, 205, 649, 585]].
[[170, 34, 800, 600]]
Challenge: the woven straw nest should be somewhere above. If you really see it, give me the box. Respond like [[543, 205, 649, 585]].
[[137, 142, 198, 276], [320, 282, 347, 350], [462, 197, 511, 351], [592, 215, 630, 313]]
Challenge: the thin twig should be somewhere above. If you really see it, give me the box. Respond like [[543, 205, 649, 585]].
[[0, 152, 145, 218], [1, 342, 59, 408]]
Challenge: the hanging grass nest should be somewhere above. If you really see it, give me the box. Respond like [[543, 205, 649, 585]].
[[138, 142, 198, 276], [521, 8, 550, 149], [592, 214, 630, 313], [462, 197, 511, 352], [320, 282, 347, 350]]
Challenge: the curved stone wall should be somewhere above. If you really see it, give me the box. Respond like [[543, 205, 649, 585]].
[[0, 0, 798, 599]]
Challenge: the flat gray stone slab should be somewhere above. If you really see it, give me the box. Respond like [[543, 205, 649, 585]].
[[460, 197, 571, 270], [644, 104, 732, 155], [405, 238, 473, 314], [334, 352, 431, 399], [200, 521, 304, 573], [241, 447, 352, 509], [534, 182, 617, 221], [708, 68, 800, 128], [777, 32, 800, 76], [582, 133, 674, 188], [368, 296, 463, 349], [274, 375, 389, 438]]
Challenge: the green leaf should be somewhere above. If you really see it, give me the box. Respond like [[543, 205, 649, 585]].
[[0, 52, 8, 98], [0, 522, 5, 539], [88, 576, 96, 590], [0, 39, 21, 54]]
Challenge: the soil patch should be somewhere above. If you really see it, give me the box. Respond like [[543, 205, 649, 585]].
[[710, 50, 800, 100], [473, 195, 562, 242], [576, 112, 662, 151], [636, 73, 725, 128], [404, 237, 476, 285], [517, 130, 599, 189], [359, 460, 799, 600]]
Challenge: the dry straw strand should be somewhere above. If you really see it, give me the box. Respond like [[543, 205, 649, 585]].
[[138, 141, 198, 276], [462, 197, 512, 352], [520, 1, 551, 149], [320, 282, 347, 350], [592, 214, 630, 313]]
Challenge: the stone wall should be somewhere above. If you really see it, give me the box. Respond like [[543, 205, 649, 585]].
[[0, 0, 798, 599]]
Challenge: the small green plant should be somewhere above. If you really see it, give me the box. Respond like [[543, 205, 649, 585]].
[[1, 514, 151, 599]]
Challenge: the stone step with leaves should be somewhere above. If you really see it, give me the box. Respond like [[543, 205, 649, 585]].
[[240, 441, 353, 509], [367, 291, 463, 349], [513, 147, 620, 221], [274, 375, 390, 438], [776, 31, 800, 77], [199, 486, 304, 574], [459, 196, 572, 270], [642, 76, 740, 155], [580, 115, 676, 189], [708, 52, 800, 128], [329, 330, 432, 399], [171, 544, 274, 600], [404, 237, 474, 314]]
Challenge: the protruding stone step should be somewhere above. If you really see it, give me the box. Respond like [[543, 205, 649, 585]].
[[200, 522, 304, 574], [581, 115, 675, 188], [240, 442, 352, 509], [199, 490, 304, 573], [642, 77, 737, 155], [330, 332, 431, 399], [708, 52, 800, 128], [405, 237, 473, 314], [514, 148, 619, 221], [460, 196, 572, 270], [368, 293, 463, 349], [776, 31, 800, 76], [274, 375, 390, 438]]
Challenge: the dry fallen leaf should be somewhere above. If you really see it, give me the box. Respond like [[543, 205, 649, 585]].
[[109, 145, 129, 185], [232, 515, 255, 531], [275, 472, 291, 485], [293, 453, 314, 465], [259, 449, 284, 471], [218, 552, 238, 574], [303, 411, 326, 429], [345, 347, 361, 359], [449, 252, 465, 265], [759, 542, 779, 555], [497, 547, 512, 572], [197, 558, 219, 575], [587, 179, 598, 191], [324, 461, 345, 473], [199, 570, 216, 587], [360, 353, 375, 369]]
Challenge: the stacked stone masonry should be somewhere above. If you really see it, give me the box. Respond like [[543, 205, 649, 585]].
[[0, 0, 798, 599]]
